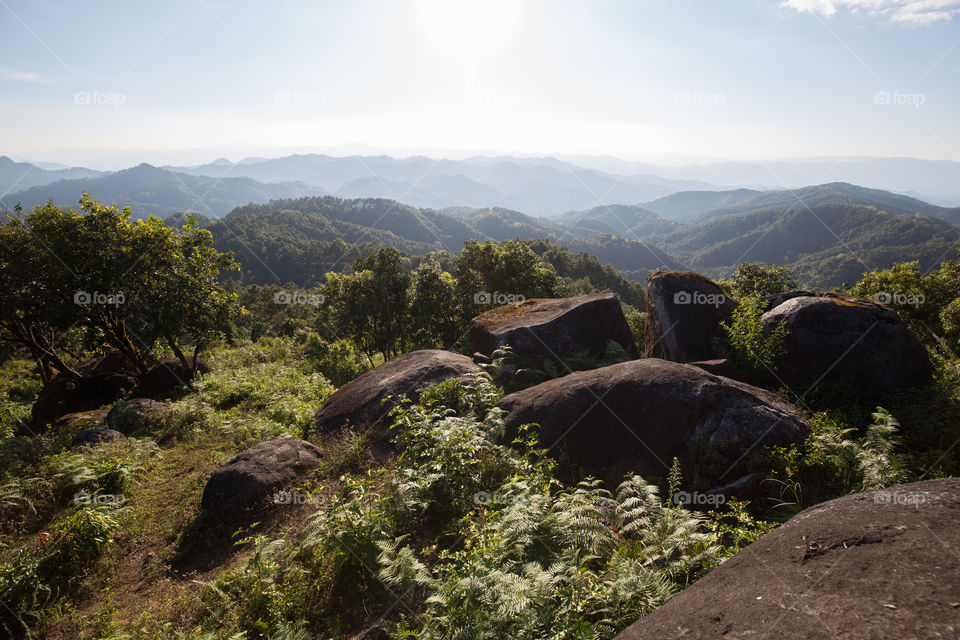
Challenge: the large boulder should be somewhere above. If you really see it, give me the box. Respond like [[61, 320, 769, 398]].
[[29, 349, 145, 429], [763, 293, 929, 395], [644, 271, 736, 362], [614, 478, 960, 640], [201, 438, 322, 514], [470, 293, 637, 360], [314, 350, 485, 435], [497, 358, 807, 482], [131, 357, 210, 399], [31, 373, 135, 429], [105, 398, 168, 432]]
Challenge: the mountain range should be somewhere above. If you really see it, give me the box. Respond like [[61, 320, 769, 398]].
[[3, 153, 959, 291]]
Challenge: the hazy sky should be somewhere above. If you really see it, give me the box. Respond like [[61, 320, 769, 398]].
[[1, 0, 959, 166]]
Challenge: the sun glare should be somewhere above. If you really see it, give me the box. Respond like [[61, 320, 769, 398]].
[[411, 0, 529, 52]]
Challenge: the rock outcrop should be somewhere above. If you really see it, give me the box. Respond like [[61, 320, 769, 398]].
[[644, 271, 736, 362], [71, 428, 127, 447], [470, 293, 636, 360], [614, 478, 960, 640], [132, 357, 210, 399], [497, 358, 807, 482], [763, 293, 929, 395], [52, 408, 111, 433], [314, 350, 485, 435], [201, 438, 322, 514], [31, 372, 135, 429], [105, 398, 168, 432]]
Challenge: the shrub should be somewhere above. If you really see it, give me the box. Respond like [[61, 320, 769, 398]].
[[716, 294, 787, 382]]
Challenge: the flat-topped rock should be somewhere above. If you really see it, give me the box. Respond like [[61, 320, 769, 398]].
[[470, 293, 636, 360], [497, 358, 808, 483], [763, 293, 929, 395], [314, 350, 485, 435], [614, 478, 960, 640]]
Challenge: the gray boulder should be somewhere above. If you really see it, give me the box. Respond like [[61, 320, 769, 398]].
[[470, 293, 636, 360], [105, 398, 168, 432], [71, 428, 127, 447], [615, 478, 960, 640], [497, 358, 807, 482], [314, 350, 485, 435], [763, 293, 929, 395], [201, 438, 322, 514], [644, 271, 736, 362]]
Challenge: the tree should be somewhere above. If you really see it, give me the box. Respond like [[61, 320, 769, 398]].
[[455, 240, 563, 321], [326, 247, 412, 360], [722, 262, 800, 300], [851, 252, 960, 349], [0, 194, 240, 381], [408, 257, 461, 349]]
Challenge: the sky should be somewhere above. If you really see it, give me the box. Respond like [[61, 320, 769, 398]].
[[1, 0, 959, 168]]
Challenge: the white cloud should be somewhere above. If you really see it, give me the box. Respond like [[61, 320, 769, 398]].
[[781, 0, 960, 24], [0, 67, 50, 83]]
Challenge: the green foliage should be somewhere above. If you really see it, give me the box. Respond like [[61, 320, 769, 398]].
[[193, 374, 730, 640], [303, 333, 370, 387], [720, 262, 799, 299], [622, 305, 646, 355], [763, 408, 906, 513], [851, 250, 960, 352], [0, 194, 240, 381], [715, 294, 787, 381], [455, 239, 565, 322], [0, 505, 122, 636], [408, 257, 461, 349]]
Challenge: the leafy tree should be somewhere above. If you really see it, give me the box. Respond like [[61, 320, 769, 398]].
[[851, 251, 960, 349], [325, 247, 412, 360], [0, 194, 240, 381], [721, 262, 799, 299], [408, 257, 461, 349], [455, 240, 563, 321]]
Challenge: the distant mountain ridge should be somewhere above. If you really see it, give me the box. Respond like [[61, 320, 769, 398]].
[[2, 163, 328, 218], [0, 155, 104, 197], [163, 153, 713, 216]]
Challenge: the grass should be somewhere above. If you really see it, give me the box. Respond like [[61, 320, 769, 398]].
[[0, 333, 955, 639]]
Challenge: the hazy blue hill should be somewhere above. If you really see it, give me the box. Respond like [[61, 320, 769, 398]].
[[170, 153, 711, 216], [6, 164, 328, 218], [642, 188, 763, 221], [0, 155, 104, 198], [690, 182, 950, 222]]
